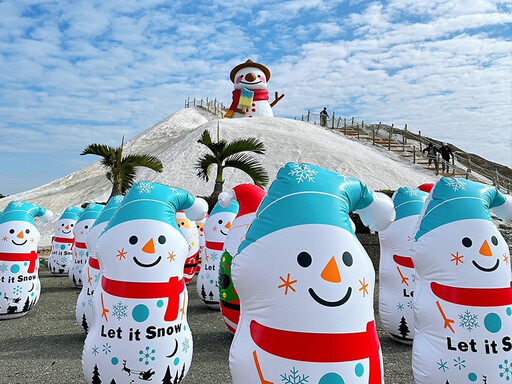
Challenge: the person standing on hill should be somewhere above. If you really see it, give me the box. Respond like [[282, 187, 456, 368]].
[[422, 143, 438, 169], [438, 142, 454, 173], [320, 107, 329, 127]]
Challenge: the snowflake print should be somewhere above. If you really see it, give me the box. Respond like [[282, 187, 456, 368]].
[[136, 181, 154, 194], [113, 195, 124, 203], [453, 357, 466, 370], [60, 257, 67, 264], [87, 298, 93, 307], [0, 263, 7, 273], [411, 273, 418, 283], [280, 366, 309, 384], [205, 272, 211, 280], [139, 346, 156, 365], [78, 250, 85, 257], [499, 359, 512, 380], [459, 310, 479, 332], [397, 303, 404, 311], [94, 274, 100, 283], [13, 285, 22, 295], [289, 164, 318, 183], [112, 301, 128, 320], [210, 252, 219, 262], [405, 188, 418, 197], [437, 359, 449, 372], [81, 301, 87, 308], [2, 236, 7, 242], [102, 342, 111, 355], [446, 178, 467, 192], [13, 201, 23, 207], [182, 338, 190, 353], [407, 300, 413, 309], [91, 345, 99, 356]]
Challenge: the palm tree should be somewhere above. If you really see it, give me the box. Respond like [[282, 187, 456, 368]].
[[195, 129, 268, 197], [81, 137, 163, 199]]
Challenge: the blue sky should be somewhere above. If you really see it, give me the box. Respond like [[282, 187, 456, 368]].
[[1, 0, 511, 195]]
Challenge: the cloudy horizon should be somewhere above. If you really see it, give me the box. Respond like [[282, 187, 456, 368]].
[[1, 0, 511, 195]]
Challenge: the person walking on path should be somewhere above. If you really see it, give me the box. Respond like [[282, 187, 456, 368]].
[[422, 143, 438, 169], [438, 142, 453, 173], [320, 107, 329, 127]]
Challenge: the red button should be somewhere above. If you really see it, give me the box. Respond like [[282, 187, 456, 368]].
[[252, 103, 255, 106], [252, 108, 256, 112]]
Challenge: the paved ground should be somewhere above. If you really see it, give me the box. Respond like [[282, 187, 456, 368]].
[[0, 256, 414, 384]]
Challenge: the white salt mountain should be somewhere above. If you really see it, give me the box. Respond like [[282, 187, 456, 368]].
[[0, 107, 438, 248]]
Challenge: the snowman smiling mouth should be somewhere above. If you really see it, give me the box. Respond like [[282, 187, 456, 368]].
[[240, 80, 262, 85], [133, 256, 162, 268], [308, 287, 352, 307], [472, 259, 499, 272], [12, 239, 27, 246]]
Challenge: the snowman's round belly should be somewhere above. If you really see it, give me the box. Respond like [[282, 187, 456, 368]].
[[234, 101, 273, 118]]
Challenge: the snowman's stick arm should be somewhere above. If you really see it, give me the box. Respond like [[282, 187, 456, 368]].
[[435, 300, 455, 333], [252, 350, 274, 384], [101, 293, 109, 321], [396, 266, 409, 286], [270, 91, 285, 108]]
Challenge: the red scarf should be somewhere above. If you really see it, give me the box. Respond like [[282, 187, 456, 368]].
[[89, 257, 100, 270], [250, 320, 382, 383], [75, 242, 87, 249], [0, 251, 38, 273], [225, 89, 269, 118], [206, 241, 224, 251], [102, 275, 184, 321], [54, 237, 75, 250], [393, 255, 414, 268], [431, 281, 512, 306]]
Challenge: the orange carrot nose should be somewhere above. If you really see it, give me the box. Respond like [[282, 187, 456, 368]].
[[17, 231, 24, 239], [479, 239, 492, 257], [225, 221, 232, 230], [142, 238, 155, 254], [65, 225, 70, 230], [321, 256, 341, 283]]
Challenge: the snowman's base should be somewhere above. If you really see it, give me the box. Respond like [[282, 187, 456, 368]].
[[0, 311, 30, 320], [389, 332, 413, 345]]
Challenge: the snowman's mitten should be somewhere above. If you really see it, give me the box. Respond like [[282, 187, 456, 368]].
[[355, 192, 395, 232]]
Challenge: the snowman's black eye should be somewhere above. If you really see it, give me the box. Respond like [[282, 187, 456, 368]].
[[84, 225, 89, 230], [180, 222, 185, 226], [218, 219, 223, 225], [61, 223, 65, 226], [491, 236, 498, 246], [70, 223, 74, 227], [129, 235, 138, 245], [9, 229, 14, 234], [297, 252, 312, 268], [462, 237, 472, 247], [158, 235, 166, 244], [25, 229, 30, 234], [342, 251, 353, 267]]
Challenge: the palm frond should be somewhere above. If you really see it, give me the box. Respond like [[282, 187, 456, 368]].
[[81, 143, 115, 158], [122, 154, 163, 172], [195, 154, 218, 181], [224, 153, 269, 187], [221, 137, 266, 158]]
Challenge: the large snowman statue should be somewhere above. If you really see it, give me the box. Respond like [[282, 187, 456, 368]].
[[378, 186, 428, 344], [76, 196, 124, 334], [0, 201, 52, 319], [69, 204, 104, 288], [410, 177, 512, 384], [195, 214, 207, 273], [196, 199, 239, 309], [230, 163, 395, 384], [176, 210, 200, 284], [218, 184, 266, 334], [48, 206, 83, 276], [224, 59, 284, 118], [82, 181, 206, 384]]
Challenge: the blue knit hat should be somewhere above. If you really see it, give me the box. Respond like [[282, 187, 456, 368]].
[[103, 181, 203, 233], [91, 195, 124, 229], [210, 199, 239, 216], [76, 203, 104, 223], [0, 200, 52, 224], [239, 163, 388, 252], [392, 187, 429, 221], [414, 177, 510, 240], [59, 206, 84, 221]]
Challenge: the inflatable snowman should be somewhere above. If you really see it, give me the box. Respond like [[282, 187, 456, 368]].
[[0, 201, 52, 319], [82, 181, 206, 384], [410, 177, 512, 384], [195, 214, 207, 273], [218, 184, 266, 334], [176, 210, 200, 283], [196, 199, 238, 309], [76, 196, 124, 333], [230, 163, 395, 384], [224, 59, 284, 118], [378, 186, 428, 344], [48, 206, 83, 276], [69, 204, 104, 288]]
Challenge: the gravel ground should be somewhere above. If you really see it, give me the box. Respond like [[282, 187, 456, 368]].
[[0, 247, 414, 384]]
